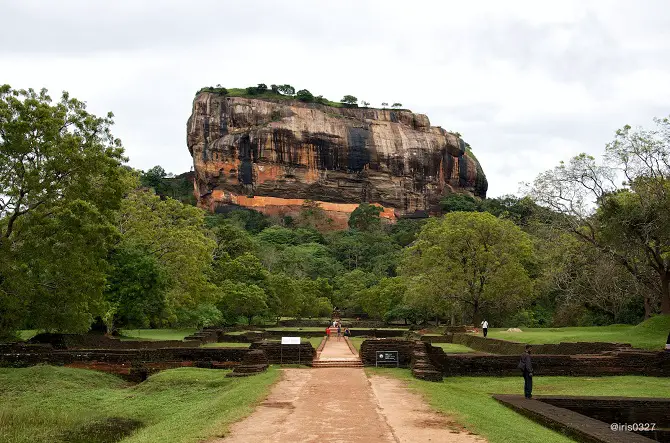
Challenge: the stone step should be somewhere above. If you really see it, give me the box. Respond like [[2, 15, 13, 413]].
[[313, 360, 364, 368]]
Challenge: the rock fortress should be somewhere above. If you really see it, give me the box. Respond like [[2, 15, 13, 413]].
[[187, 89, 488, 228]]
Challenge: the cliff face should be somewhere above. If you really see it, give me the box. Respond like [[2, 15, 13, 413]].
[[187, 92, 487, 227]]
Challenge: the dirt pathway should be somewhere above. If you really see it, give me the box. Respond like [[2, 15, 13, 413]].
[[214, 337, 484, 442], [215, 368, 395, 443], [318, 337, 358, 360]]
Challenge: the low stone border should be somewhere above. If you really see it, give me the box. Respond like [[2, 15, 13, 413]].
[[451, 333, 636, 355], [494, 394, 663, 443]]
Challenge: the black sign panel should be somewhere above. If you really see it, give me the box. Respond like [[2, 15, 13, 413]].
[[375, 351, 399, 367]]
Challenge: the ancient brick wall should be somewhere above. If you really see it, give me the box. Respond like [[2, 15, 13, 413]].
[[426, 344, 670, 376], [451, 333, 635, 355], [0, 347, 249, 368], [359, 339, 416, 367], [249, 342, 315, 365], [27, 333, 198, 350]]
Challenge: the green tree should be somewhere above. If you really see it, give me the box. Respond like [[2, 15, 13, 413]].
[[440, 194, 479, 213], [217, 282, 268, 325], [275, 243, 343, 280], [212, 222, 255, 259], [381, 102, 389, 108], [267, 273, 299, 320], [359, 276, 405, 320], [401, 212, 534, 324], [105, 245, 168, 330], [332, 270, 379, 313], [140, 165, 168, 194], [295, 89, 314, 102], [529, 117, 670, 315], [0, 85, 129, 337], [348, 203, 383, 232], [341, 95, 358, 106], [297, 200, 332, 230], [392, 103, 402, 108], [117, 189, 216, 322]]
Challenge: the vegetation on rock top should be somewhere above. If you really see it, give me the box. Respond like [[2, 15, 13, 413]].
[[196, 83, 408, 110]]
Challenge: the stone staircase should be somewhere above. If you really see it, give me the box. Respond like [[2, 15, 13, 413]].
[[411, 341, 443, 381], [312, 359, 364, 368]]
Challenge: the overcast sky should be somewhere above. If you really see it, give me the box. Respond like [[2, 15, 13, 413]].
[[2, 0, 669, 197]]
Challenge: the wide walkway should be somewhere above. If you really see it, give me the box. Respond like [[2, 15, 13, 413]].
[[215, 339, 486, 443], [317, 336, 359, 360]]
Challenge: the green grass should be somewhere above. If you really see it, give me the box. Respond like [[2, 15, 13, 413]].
[[487, 315, 670, 350], [306, 336, 325, 349], [433, 343, 477, 353], [17, 330, 39, 341], [349, 337, 364, 351], [368, 369, 670, 443], [119, 329, 196, 341], [200, 342, 250, 348], [0, 365, 279, 443]]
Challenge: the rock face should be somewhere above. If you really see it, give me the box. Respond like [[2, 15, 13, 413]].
[[187, 92, 487, 227]]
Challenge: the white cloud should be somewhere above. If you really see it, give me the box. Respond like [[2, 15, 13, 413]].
[[1, 0, 669, 197]]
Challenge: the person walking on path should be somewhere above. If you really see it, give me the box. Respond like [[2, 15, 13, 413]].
[[344, 327, 351, 338], [337, 323, 342, 341], [481, 320, 489, 338], [325, 327, 331, 339], [518, 345, 533, 399]]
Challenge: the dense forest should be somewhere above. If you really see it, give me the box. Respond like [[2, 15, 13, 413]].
[[1, 85, 668, 339]]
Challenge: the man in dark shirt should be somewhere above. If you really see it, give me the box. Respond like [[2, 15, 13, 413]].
[[519, 345, 533, 399]]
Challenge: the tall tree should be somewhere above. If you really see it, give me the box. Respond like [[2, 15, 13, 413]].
[[0, 85, 129, 337], [117, 189, 216, 322], [348, 203, 383, 232], [529, 117, 670, 315], [401, 212, 533, 323]]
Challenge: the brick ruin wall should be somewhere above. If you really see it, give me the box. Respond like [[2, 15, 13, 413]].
[[249, 342, 315, 365], [425, 344, 670, 377], [449, 333, 636, 355]]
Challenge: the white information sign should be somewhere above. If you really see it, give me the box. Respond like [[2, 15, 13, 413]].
[[281, 336, 301, 345]]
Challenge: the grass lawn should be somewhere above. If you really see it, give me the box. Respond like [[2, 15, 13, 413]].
[[432, 343, 477, 353], [348, 337, 364, 351], [369, 369, 670, 443], [16, 330, 38, 341], [0, 365, 279, 443], [200, 342, 250, 348], [119, 329, 196, 341], [486, 315, 670, 350], [306, 336, 325, 348]]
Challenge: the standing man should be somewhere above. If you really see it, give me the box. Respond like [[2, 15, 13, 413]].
[[481, 319, 489, 338], [665, 331, 669, 351], [518, 345, 533, 399]]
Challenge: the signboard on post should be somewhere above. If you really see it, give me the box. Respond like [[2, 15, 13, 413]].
[[280, 336, 301, 364], [375, 351, 399, 367]]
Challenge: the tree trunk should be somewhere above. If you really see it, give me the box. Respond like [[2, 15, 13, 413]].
[[247, 316, 253, 326], [644, 294, 653, 319], [472, 300, 480, 326], [661, 271, 670, 315]]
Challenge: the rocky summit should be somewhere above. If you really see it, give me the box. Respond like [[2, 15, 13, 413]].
[[187, 91, 487, 227]]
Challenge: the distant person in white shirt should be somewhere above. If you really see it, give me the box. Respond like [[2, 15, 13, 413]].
[[481, 320, 489, 338]]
